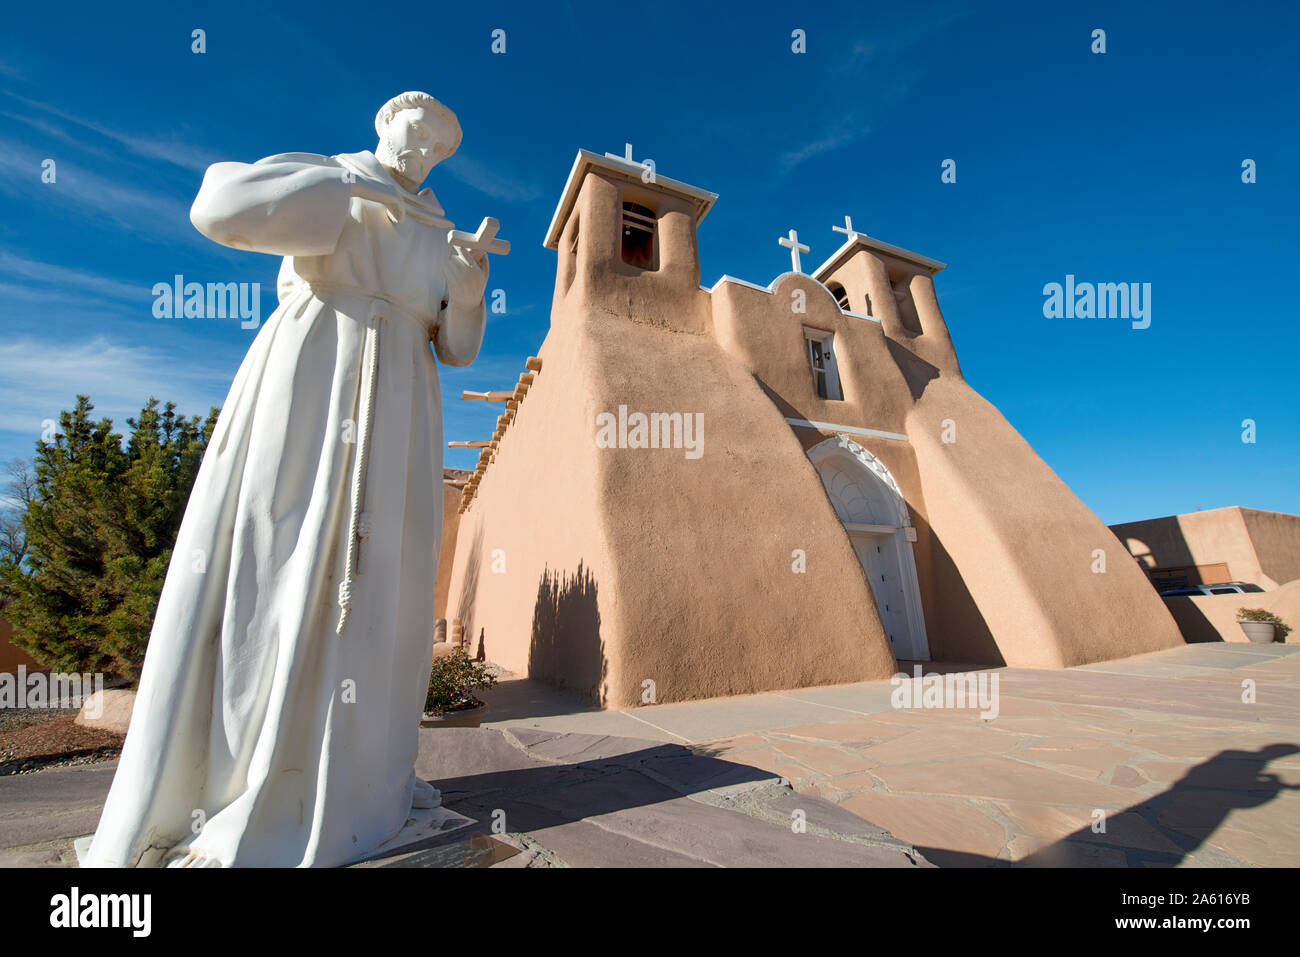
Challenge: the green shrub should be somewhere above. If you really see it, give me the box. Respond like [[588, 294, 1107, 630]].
[[1236, 608, 1292, 641], [425, 650, 497, 714]]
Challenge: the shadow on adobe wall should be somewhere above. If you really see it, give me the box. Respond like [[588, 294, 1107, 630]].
[[1107, 519, 1244, 642], [454, 522, 485, 641], [1160, 596, 1225, 644], [751, 373, 807, 426], [884, 339, 940, 401], [924, 528, 1005, 666], [528, 561, 607, 707], [1111, 520, 1198, 579]]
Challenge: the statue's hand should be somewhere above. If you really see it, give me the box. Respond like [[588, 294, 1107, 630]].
[[349, 173, 406, 224], [445, 245, 489, 305]]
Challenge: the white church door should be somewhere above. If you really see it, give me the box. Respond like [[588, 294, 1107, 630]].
[[808, 435, 930, 661], [850, 531, 910, 654]]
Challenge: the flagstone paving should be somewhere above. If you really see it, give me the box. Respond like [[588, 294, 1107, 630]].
[[0, 642, 1295, 867], [477, 642, 1300, 867]]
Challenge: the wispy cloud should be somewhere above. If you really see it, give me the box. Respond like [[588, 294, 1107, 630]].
[[1, 91, 221, 175], [0, 110, 125, 166], [441, 153, 544, 204], [0, 251, 146, 303], [777, 128, 872, 176], [0, 335, 232, 436], [773, 2, 971, 179], [0, 134, 198, 241], [835, 1, 971, 74]]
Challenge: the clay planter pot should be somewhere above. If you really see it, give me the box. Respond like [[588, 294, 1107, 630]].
[[1237, 620, 1277, 644], [421, 701, 488, 729]]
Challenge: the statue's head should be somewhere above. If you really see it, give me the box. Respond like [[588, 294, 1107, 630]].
[[374, 91, 461, 191]]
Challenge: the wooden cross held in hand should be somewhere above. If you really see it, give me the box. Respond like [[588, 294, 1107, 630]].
[[447, 217, 511, 257], [779, 228, 810, 274]]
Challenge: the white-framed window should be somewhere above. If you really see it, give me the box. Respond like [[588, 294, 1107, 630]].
[[804, 328, 843, 400]]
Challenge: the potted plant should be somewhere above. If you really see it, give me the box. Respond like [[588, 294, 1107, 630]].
[[1235, 608, 1292, 644], [421, 650, 497, 728]]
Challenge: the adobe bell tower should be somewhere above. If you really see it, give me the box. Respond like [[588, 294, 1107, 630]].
[[813, 223, 963, 379], [543, 148, 717, 334]]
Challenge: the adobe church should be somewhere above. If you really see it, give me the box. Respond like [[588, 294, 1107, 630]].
[[438, 148, 1185, 708]]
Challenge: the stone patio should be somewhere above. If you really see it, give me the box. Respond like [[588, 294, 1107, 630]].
[[471, 641, 1300, 867], [1, 642, 1296, 867]]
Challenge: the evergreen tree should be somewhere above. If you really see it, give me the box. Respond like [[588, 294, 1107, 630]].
[[0, 396, 218, 680]]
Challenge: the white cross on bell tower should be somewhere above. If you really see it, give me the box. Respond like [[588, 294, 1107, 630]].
[[778, 228, 810, 274], [606, 143, 636, 165], [604, 142, 656, 184], [832, 215, 860, 241]]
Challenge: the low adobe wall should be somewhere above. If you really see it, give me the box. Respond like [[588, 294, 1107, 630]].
[[1111, 507, 1272, 588], [1162, 580, 1300, 645]]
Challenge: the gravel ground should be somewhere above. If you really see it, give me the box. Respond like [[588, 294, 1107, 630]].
[[0, 707, 123, 776], [0, 705, 80, 732]]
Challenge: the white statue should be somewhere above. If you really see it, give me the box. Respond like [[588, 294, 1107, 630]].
[[82, 92, 502, 867]]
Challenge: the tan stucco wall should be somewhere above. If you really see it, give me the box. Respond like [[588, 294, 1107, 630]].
[[434, 469, 471, 620], [1238, 508, 1300, 587], [1111, 507, 1300, 590], [710, 271, 974, 663], [904, 376, 1184, 667], [445, 299, 613, 703], [713, 252, 1183, 668], [1112, 508, 1258, 585], [577, 307, 898, 706]]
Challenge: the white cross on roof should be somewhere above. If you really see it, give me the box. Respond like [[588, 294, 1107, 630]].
[[832, 215, 860, 240], [605, 143, 636, 165], [778, 228, 810, 274]]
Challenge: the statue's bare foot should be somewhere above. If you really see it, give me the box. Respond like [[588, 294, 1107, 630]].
[[163, 848, 222, 868], [411, 776, 441, 809]]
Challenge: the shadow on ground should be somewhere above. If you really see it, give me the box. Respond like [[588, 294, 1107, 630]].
[[359, 725, 930, 868], [922, 744, 1300, 867]]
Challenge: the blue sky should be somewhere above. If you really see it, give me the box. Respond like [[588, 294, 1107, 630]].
[[0, 0, 1296, 525]]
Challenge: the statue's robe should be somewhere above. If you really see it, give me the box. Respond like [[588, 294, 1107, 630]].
[[83, 151, 484, 867]]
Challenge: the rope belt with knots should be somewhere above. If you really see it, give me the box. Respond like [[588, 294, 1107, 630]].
[[293, 282, 426, 637]]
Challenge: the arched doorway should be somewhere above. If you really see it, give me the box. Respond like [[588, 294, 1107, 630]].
[[808, 435, 930, 661]]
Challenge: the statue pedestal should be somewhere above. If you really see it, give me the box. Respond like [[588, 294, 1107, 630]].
[[342, 805, 476, 866], [73, 804, 476, 868]]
